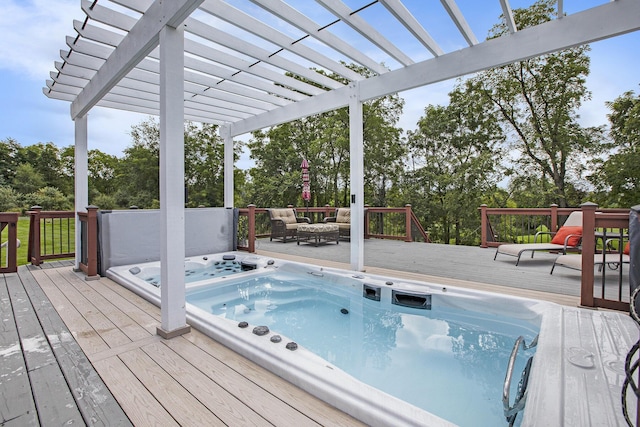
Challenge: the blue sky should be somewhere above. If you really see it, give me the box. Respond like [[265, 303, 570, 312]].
[[0, 0, 638, 169]]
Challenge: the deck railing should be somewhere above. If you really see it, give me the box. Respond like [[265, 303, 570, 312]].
[[580, 203, 630, 311], [0, 212, 19, 273], [481, 203, 633, 311], [27, 207, 75, 266], [237, 204, 430, 252], [26, 206, 99, 279]]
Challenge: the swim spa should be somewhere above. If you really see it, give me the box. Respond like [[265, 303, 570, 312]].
[[107, 252, 635, 426]]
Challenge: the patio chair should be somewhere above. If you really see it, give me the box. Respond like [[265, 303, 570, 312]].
[[323, 208, 351, 240], [268, 208, 310, 243], [494, 211, 583, 266], [550, 239, 630, 274]]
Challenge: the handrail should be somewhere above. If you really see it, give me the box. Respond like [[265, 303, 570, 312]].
[[27, 207, 75, 266], [503, 335, 538, 425]]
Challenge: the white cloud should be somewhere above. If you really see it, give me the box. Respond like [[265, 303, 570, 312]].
[[0, 0, 81, 79]]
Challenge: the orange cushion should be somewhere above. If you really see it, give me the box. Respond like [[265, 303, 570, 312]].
[[624, 241, 630, 255], [550, 226, 583, 246]]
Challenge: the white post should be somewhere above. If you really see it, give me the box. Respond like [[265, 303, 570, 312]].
[[158, 23, 190, 338], [222, 125, 234, 208], [74, 115, 88, 272], [349, 83, 365, 271]]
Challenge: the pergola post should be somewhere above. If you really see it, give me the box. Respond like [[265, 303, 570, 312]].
[[74, 115, 88, 272], [157, 23, 190, 339], [349, 83, 364, 272], [222, 125, 234, 208]]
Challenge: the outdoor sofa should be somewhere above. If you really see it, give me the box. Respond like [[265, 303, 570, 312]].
[[268, 208, 311, 243]]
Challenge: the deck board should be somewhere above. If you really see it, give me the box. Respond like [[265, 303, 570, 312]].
[[55, 268, 153, 342], [5, 271, 84, 425], [141, 341, 271, 426], [118, 347, 225, 426], [3, 265, 131, 426], [0, 275, 38, 426], [93, 356, 178, 426]]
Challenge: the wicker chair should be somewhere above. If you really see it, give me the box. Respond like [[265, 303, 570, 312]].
[[323, 208, 351, 240], [268, 208, 311, 243]]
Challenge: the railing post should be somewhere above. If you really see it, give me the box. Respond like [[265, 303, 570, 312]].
[[85, 206, 99, 279], [364, 204, 370, 239], [247, 204, 256, 253], [550, 204, 559, 231], [28, 206, 42, 266], [405, 204, 412, 242], [480, 204, 488, 248], [580, 202, 597, 307], [0, 213, 19, 273]]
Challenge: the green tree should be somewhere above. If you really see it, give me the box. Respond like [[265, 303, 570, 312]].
[[184, 122, 244, 207], [0, 138, 21, 186], [12, 163, 45, 195], [0, 186, 21, 212], [88, 149, 120, 199], [23, 186, 73, 211], [115, 118, 160, 208], [407, 81, 504, 245], [588, 88, 640, 207], [472, 0, 604, 207], [17, 142, 72, 194]]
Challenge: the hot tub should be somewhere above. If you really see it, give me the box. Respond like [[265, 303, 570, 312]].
[[106, 252, 637, 426]]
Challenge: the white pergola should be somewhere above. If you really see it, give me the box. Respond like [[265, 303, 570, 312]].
[[45, 0, 640, 337]]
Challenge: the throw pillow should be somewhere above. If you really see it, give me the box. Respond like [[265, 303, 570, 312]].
[[550, 226, 583, 247]]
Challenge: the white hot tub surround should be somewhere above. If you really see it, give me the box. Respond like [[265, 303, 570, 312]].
[[107, 252, 638, 427]]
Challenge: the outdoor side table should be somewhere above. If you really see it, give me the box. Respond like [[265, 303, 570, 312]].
[[297, 223, 339, 246]]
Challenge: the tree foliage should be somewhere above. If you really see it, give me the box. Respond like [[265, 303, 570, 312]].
[[407, 80, 505, 244], [588, 88, 640, 207], [471, 0, 604, 207]]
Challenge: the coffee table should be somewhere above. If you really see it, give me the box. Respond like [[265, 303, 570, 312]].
[[297, 223, 339, 246]]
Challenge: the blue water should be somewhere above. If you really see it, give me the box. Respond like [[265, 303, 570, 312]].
[[187, 273, 538, 426]]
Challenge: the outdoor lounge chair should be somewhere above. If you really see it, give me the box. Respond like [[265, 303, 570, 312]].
[[323, 208, 351, 240], [550, 253, 630, 274], [494, 211, 583, 266], [268, 208, 310, 243], [551, 240, 630, 274]]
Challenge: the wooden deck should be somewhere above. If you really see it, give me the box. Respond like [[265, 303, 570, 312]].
[[2, 239, 636, 426], [1, 261, 364, 426]]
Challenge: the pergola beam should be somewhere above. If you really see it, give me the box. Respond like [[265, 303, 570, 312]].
[[70, 0, 204, 119], [229, 0, 640, 136]]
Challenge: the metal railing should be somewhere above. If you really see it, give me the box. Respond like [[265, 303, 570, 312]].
[[503, 335, 538, 426], [580, 203, 630, 311], [27, 206, 75, 266], [0, 212, 19, 273]]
